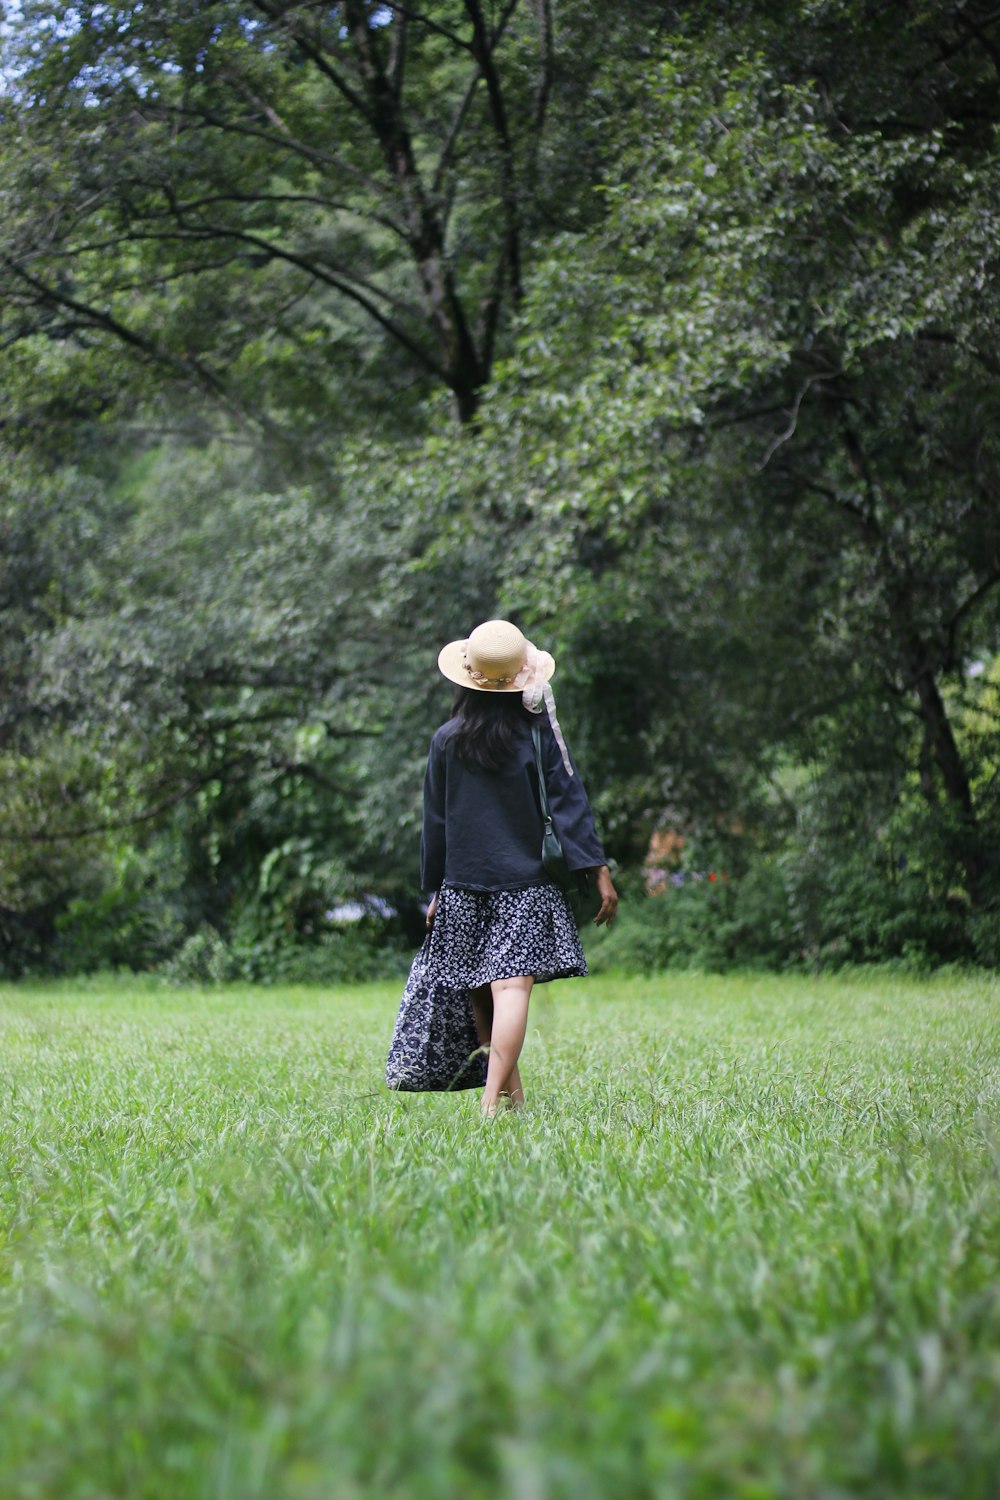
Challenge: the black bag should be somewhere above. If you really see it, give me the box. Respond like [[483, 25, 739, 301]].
[[386, 937, 487, 1092], [531, 721, 597, 922]]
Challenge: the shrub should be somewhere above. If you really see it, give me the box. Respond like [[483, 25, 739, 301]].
[[968, 907, 1000, 969], [228, 917, 410, 985], [51, 850, 185, 974], [586, 860, 796, 974], [160, 925, 237, 986]]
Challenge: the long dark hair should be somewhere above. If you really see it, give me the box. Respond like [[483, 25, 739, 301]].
[[446, 686, 532, 771]]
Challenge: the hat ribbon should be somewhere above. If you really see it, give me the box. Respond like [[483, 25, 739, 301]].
[[516, 644, 574, 777]]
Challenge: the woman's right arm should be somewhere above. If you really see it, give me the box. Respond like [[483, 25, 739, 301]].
[[419, 735, 447, 893]]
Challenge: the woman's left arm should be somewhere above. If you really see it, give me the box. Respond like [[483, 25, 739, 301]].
[[586, 864, 618, 926], [542, 729, 618, 922], [543, 730, 607, 873]]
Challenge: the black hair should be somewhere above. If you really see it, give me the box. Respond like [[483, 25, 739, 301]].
[[446, 686, 532, 771]]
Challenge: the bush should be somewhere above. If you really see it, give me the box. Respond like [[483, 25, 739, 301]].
[[0, 903, 54, 979], [160, 925, 237, 986], [585, 840, 984, 975], [780, 831, 971, 970], [586, 861, 797, 974], [157, 915, 411, 987], [968, 907, 1000, 969], [229, 921, 410, 985]]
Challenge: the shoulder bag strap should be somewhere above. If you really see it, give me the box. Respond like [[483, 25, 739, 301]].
[[532, 719, 585, 904], [531, 720, 552, 824]]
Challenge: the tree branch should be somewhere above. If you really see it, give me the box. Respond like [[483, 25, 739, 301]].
[[0, 254, 234, 405], [431, 0, 519, 198], [463, 0, 522, 302], [917, 328, 1000, 379], [945, 569, 1000, 668], [44, 214, 430, 329], [183, 220, 446, 375], [383, 4, 470, 53], [954, 7, 1000, 76], [152, 102, 397, 206], [788, 470, 884, 547], [907, 8, 1000, 79], [151, 189, 409, 244], [0, 759, 255, 845], [755, 373, 839, 471], [530, 0, 554, 133], [387, 5, 409, 95], [341, 0, 484, 414], [250, 0, 375, 119]]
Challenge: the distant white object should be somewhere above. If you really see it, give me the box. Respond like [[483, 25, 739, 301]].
[[327, 896, 398, 923]]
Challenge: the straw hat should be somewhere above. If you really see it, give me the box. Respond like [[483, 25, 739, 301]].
[[437, 619, 555, 693]]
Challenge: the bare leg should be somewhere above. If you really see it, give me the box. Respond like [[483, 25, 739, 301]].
[[470, 984, 493, 1050], [503, 1064, 525, 1109], [482, 976, 533, 1116], [471, 985, 524, 1109]]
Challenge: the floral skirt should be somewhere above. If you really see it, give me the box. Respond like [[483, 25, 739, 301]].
[[425, 882, 587, 988]]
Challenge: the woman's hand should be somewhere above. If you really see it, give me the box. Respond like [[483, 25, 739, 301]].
[[425, 893, 438, 930], [591, 865, 619, 926]]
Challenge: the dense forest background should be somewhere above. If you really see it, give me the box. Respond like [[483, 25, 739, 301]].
[[2, 0, 999, 979]]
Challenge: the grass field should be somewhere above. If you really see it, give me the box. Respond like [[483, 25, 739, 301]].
[[1, 969, 998, 1500]]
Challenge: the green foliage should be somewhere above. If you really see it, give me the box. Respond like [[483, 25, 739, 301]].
[[967, 907, 1000, 968], [587, 861, 796, 974], [233, 923, 410, 986], [1, 973, 999, 1497], [2, 3, 1000, 973], [159, 924, 236, 986], [227, 853, 412, 985], [160, 914, 410, 988], [781, 852, 965, 971], [52, 851, 186, 976], [0, 0, 662, 430]]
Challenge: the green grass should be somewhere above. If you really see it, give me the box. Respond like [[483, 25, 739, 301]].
[[1, 970, 998, 1500]]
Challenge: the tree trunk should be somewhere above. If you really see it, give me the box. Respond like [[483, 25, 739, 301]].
[[344, 0, 486, 423], [908, 652, 985, 905]]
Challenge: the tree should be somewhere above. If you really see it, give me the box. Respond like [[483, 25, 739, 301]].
[[4, 1, 1000, 971], [473, 5, 1000, 909], [1, 0, 657, 432]]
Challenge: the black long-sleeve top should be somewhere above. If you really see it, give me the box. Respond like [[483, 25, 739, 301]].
[[420, 713, 607, 893]]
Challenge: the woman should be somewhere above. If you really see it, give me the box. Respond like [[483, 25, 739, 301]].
[[420, 618, 618, 1116]]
